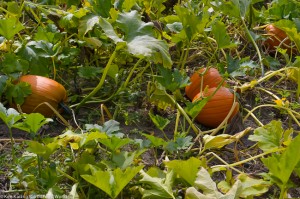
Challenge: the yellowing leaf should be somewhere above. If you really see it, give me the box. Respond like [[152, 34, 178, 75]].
[[203, 128, 251, 150], [70, 142, 79, 150]]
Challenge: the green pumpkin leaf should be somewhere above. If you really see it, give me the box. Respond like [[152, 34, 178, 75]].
[[78, 66, 102, 79], [26, 40, 59, 58], [98, 16, 123, 43], [214, 0, 251, 19], [1, 53, 29, 74], [111, 151, 137, 170], [78, 14, 100, 37], [26, 140, 58, 159], [139, 169, 175, 199], [85, 120, 124, 137], [164, 157, 205, 186], [0, 103, 22, 128], [6, 82, 32, 105], [142, 133, 166, 147], [261, 134, 300, 186], [79, 131, 107, 147], [185, 98, 209, 119], [148, 82, 175, 110], [274, 19, 300, 52], [148, 111, 170, 131], [212, 21, 236, 49], [13, 113, 52, 133], [117, 10, 172, 67], [99, 136, 132, 151], [156, 66, 189, 92], [81, 165, 143, 198], [174, 5, 209, 41], [248, 120, 291, 152], [7, 2, 20, 16], [0, 18, 24, 40], [88, 0, 111, 18], [0, 75, 8, 95]]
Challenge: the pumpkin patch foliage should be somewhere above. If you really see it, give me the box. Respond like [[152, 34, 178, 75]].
[[0, 0, 300, 198]]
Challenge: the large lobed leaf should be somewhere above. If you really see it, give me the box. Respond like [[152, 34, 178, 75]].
[[164, 157, 205, 186], [96, 10, 172, 68], [248, 120, 292, 152], [261, 133, 300, 186], [0, 18, 24, 40], [81, 165, 144, 198], [139, 169, 175, 199], [185, 167, 242, 199]]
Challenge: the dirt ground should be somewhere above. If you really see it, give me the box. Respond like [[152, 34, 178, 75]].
[[0, 77, 300, 197]]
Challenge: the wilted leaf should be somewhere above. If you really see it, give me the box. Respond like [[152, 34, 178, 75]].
[[203, 128, 251, 150], [57, 130, 85, 147], [237, 173, 270, 197]]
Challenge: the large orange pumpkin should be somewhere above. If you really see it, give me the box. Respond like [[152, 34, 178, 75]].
[[185, 67, 226, 100], [264, 24, 294, 53], [192, 87, 239, 128], [12, 75, 67, 117]]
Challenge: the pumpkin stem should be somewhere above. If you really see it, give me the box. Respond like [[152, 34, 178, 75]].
[[241, 17, 264, 76], [100, 104, 113, 124], [75, 48, 118, 111], [165, 93, 201, 135]]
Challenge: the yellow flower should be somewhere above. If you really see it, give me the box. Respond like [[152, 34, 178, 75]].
[[274, 98, 289, 107]]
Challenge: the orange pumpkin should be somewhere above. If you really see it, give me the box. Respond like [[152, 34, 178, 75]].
[[264, 24, 294, 52], [185, 67, 226, 100], [192, 87, 239, 128], [12, 75, 67, 117]]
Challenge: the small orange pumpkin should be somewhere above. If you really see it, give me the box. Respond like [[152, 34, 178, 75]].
[[185, 67, 226, 100], [12, 75, 67, 117], [192, 87, 239, 128], [264, 24, 294, 53]]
